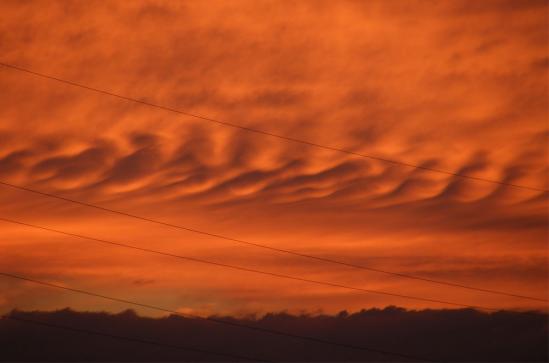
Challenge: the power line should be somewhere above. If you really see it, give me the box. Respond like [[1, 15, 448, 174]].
[[0, 217, 498, 310], [0, 272, 437, 362], [2, 314, 272, 362], [0, 181, 545, 303], [0, 61, 545, 193]]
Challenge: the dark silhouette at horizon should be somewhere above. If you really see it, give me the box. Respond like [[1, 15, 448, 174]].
[[1, 306, 547, 362]]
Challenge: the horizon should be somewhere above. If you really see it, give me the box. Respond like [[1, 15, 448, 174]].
[[5, 303, 549, 318], [3, 307, 547, 361]]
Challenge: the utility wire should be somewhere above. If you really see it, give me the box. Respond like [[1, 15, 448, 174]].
[[0, 62, 545, 193], [0, 217, 497, 310], [2, 314, 272, 362], [0, 181, 545, 303], [0, 272, 437, 362]]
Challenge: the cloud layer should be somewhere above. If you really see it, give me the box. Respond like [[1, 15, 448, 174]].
[[0, 0, 547, 315]]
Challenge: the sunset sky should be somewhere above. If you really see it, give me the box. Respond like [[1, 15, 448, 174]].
[[0, 0, 547, 317]]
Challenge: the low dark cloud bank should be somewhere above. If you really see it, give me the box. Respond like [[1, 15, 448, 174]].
[[1, 307, 547, 362]]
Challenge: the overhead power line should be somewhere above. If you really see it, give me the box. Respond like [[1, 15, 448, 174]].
[[0, 181, 545, 303], [0, 272, 437, 362], [0, 217, 497, 310], [0, 62, 545, 193], [2, 315, 271, 362]]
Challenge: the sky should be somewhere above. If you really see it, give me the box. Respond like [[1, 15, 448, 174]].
[[0, 0, 547, 317]]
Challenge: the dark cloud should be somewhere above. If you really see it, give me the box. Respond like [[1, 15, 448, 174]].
[[133, 278, 155, 286], [167, 126, 215, 172], [433, 156, 489, 201], [531, 56, 549, 70], [97, 134, 162, 186], [450, 0, 548, 15], [249, 89, 308, 108], [0, 150, 34, 176], [30, 144, 113, 181], [262, 160, 368, 195], [375, 177, 435, 202]]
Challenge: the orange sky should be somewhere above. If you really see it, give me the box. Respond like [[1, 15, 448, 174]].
[[0, 0, 547, 317]]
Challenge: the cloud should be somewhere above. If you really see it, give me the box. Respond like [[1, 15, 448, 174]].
[[30, 143, 113, 182], [0, 150, 34, 177], [0, 0, 546, 315]]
